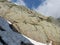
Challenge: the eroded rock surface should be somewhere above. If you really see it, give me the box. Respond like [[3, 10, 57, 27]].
[[0, 0, 60, 45]]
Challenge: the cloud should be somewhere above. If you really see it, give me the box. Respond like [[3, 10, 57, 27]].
[[14, 0, 26, 6], [8, 0, 11, 1], [34, 0, 60, 18], [8, 0, 26, 6]]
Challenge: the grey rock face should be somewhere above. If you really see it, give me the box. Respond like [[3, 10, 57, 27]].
[[0, 17, 33, 45]]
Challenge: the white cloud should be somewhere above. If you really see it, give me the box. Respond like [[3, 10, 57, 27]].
[[14, 0, 26, 6], [8, 0, 11, 1], [8, 0, 26, 6], [35, 0, 60, 18]]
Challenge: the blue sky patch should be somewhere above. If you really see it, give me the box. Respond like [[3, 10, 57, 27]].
[[23, 0, 45, 9], [11, 0, 45, 9]]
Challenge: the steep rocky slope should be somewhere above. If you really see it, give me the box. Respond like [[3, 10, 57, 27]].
[[0, 0, 60, 45]]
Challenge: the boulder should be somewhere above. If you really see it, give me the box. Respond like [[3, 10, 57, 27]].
[[0, 17, 33, 45]]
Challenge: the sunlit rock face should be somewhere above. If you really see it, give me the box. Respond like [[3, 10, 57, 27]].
[[0, 0, 60, 45], [0, 0, 7, 2]]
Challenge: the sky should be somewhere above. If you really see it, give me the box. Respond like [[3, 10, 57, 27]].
[[35, 0, 60, 18], [8, 0, 60, 18], [9, 0, 45, 9], [23, 0, 45, 9]]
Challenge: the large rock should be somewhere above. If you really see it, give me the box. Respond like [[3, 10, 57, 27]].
[[0, 17, 33, 45], [0, 0, 60, 45]]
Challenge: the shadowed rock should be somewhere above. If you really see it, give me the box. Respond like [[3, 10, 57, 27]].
[[0, 17, 33, 45]]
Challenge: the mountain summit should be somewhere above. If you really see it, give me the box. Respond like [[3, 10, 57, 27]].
[[0, 0, 60, 45]]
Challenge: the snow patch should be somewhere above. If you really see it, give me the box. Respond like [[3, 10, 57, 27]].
[[23, 35, 52, 45]]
